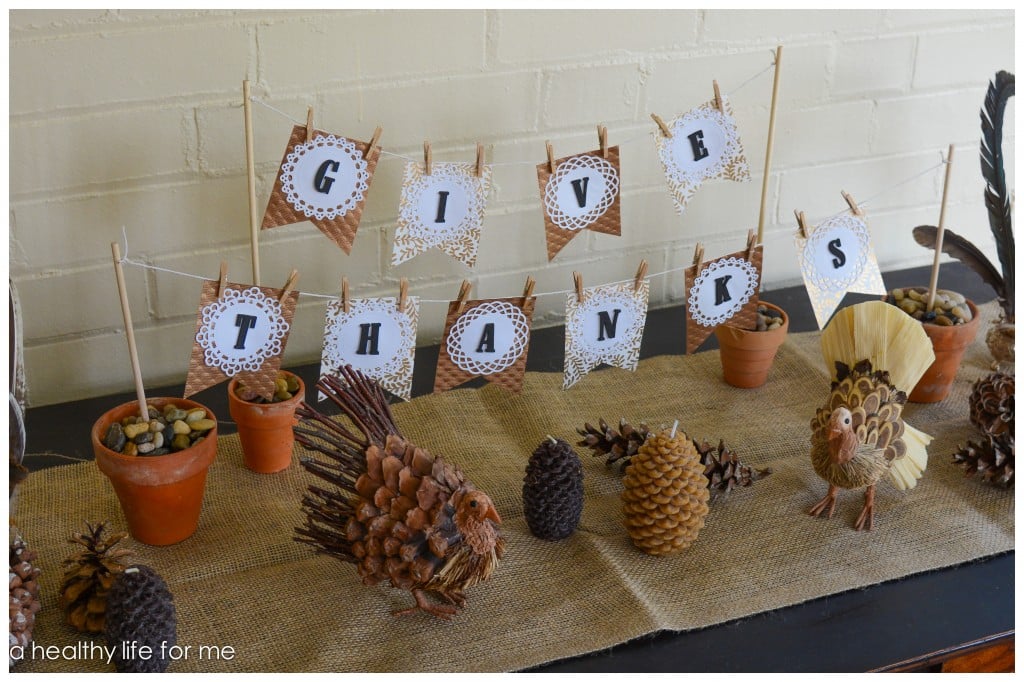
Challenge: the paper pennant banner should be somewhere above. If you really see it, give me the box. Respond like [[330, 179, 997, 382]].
[[684, 243, 763, 353], [797, 212, 886, 328], [392, 161, 492, 268], [434, 295, 536, 394], [563, 278, 649, 389], [185, 281, 299, 400], [655, 97, 750, 215], [262, 125, 380, 254], [319, 295, 419, 401], [536, 146, 621, 261]]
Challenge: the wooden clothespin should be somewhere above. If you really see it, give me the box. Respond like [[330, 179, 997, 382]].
[[651, 112, 673, 138], [367, 125, 383, 158], [217, 260, 228, 300], [455, 279, 472, 314], [745, 229, 757, 260], [306, 107, 315, 143], [475, 143, 485, 178], [423, 141, 432, 176], [692, 243, 705, 271], [598, 125, 609, 159], [634, 259, 648, 292], [341, 276, 350, 314], [572, 271, 585, 303], [521, 276, 536, 305], [794, 209, 809, 239], [546, 140, 556, 174], [841, 190, 863, 217], [712, 80, 723, 112], [279, 269, 299, 302], [398, 277, 409, 312]]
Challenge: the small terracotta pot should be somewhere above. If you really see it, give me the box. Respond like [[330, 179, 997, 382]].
[[909, 299, 981, 403], [227, 372, 305, 474], [715, 302, 789, 389], [92, 397, 217, 546]]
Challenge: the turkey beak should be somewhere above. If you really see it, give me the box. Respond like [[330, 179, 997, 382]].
[[485, 506, 501, 525]]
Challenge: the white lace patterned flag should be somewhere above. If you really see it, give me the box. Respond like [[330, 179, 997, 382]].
[[536, 130, 621, 261], [262, 124, 381, 254], [684, 235, 762, 353], [563, 266, 649, 389], [654, 93, 750, 215], [319, 292, 419, 401], [185, 273, 299, 401], [434, 280, 536, 394], [392, 158, 492, 268], [796, 200, 886, 328]]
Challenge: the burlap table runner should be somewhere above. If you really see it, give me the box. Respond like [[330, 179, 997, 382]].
[[14, 301, 1014, 672]]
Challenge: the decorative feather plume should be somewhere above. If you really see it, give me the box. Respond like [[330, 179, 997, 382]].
[[980, 70, 1014, 319], [912, 225, 1005, 304]]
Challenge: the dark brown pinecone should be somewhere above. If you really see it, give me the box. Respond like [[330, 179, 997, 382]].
[[59, 521, 132, 633], [953, 431, 1014, 488], [105, 565, 177, 673], [577, 417, 651, 469], [694, 438, 772, 500], [9, 529, 41, 670], [523, 437, 584, 541], [969, 372, 1014, 436]]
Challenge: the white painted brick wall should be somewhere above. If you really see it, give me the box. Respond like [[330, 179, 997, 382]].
[[8, 9, 1014, 406]]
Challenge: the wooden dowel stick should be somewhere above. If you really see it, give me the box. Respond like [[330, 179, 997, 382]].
[[926, 144, 956, 311], [757, 45, 783, 246], [243, 79, 261, 286], [111, 242, 149, 422]]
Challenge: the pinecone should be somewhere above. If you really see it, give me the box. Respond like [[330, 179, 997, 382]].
[[621, 426, 710, 556], [695, 438, 772, 500], [969, 372, 1014, 436], [59, 521, 132, 633], [9, 529, 41, 670], [577, 417, 651, 469], [104, 565, 177, 673], [953, 431, 1015, 488], [522, 437, 584, 541]]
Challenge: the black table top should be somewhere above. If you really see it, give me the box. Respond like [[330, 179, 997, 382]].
[[22, 261, 1013, 672]]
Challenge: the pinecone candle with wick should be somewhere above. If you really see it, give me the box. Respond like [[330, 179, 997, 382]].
[[621, 422, 710, 556], [522, 436, 584, 541], [293, 365, 504, 620], [59, 521, 132, 633], [104, 565, 176, 673]]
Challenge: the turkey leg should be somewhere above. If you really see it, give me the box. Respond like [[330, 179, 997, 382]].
[[393, 588, 459, 620], [854, 484, 875, 531], [808, 484, 839, 519]]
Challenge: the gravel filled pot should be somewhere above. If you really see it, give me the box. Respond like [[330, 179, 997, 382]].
[[92, 397, 217, 546], [227, 371, 305, 474], [715, 302, 789, 389], [888, 287, 981, 403]]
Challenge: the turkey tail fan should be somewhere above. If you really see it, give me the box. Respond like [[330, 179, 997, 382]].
[[887, 423, 933, 491], [820, 301, 934, 393], [912, 225, 1005, 302], [980, 70, 1014, 319]]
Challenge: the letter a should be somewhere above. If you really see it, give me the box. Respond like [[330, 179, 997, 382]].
[[570, 176, 590, 208], [687, 130, 709, 161], [828, 238, 847, 269], [356, 322, 381, 355], [714, 275, 733, 306], [596, 308, 621, 341], [475, 323, 496, 353], [233, 314, 258, 349], [314, 159, 340, 194]]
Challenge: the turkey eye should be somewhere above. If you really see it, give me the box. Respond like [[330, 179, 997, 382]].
[[844, 417, 851, 424], [469, 500, 478, 508]]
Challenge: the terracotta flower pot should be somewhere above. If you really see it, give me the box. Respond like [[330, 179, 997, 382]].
[[227, 372, 305, 474], [715, 302, 789, 389], [909, 299, 981, 403], [92, 397, 217, 546]]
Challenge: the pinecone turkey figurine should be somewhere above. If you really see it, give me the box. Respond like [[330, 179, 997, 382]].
[[809, 301, 936, 530], [293, 366, 504, 620]]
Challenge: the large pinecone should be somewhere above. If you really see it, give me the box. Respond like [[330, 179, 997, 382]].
[[59, 521, 132, 633], [969, 372, 1014, 436], [695, 438, 771, 500], [105, 565, 177, 673], [953, 432, 1014, 488], [621, 426, 710, 556], [523, 437, 584, 541], [9, 529, 41, 670]]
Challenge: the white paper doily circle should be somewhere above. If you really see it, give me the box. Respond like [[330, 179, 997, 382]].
[[400, 163, 486, 245], [543, 154, 619, 231], [447, 301, 529, 375], [800, 214, 871, 293], [659, 106, 743, 186], [280, 134, 369, 221], [322, 298, 416, 376], [687, 257, 759, 327], [195, 287, 289, 376], [567, 289, 644, 362]]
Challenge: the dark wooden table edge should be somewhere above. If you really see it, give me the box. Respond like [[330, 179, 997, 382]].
[[872, 630, 1015, 672]]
